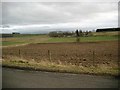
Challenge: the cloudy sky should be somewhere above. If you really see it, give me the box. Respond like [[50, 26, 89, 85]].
[[1, 2, 118, 34]]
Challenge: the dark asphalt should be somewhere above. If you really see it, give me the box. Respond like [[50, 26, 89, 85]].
[[0, 66, 2, 89], [2, 67, 119, 88]]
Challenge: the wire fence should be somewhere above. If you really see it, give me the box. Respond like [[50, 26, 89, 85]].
[[2, 48, 117, 67]]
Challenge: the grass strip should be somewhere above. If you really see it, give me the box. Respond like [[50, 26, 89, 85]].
[[2, 58, 119, 76]]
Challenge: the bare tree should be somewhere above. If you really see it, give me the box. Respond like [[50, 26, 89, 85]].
[[75, 29, 80, 37], [75, 29, 80, 42]]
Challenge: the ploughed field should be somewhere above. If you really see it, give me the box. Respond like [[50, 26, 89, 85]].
[[2, 41, 119, 67]]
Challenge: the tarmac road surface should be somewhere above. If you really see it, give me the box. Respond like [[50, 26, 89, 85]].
[[2, 67, 119, 88]]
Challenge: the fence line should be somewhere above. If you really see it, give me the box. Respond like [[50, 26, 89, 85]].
[[3, 49, 115, 67]]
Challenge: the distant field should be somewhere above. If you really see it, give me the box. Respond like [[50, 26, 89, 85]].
[[1, 31, 120, 46], [1, 34, 49, 46]]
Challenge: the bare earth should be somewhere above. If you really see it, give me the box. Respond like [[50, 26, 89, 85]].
[[2, 41, 119, 67]]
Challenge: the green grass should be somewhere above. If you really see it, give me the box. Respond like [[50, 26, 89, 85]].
[[45, 35, 119, 43], [1, 34, 49, 46], [1, 33, 119, 46], [80, 35, 119, 42], [45, 37, 76, 43], [1, 41, 26, 46]]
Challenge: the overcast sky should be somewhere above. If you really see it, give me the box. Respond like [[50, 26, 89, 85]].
[[1, 2, 118, 33]]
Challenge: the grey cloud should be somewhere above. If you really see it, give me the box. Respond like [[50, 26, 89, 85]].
[[2, 2, 118, 25], [0, 3, 2, 25]]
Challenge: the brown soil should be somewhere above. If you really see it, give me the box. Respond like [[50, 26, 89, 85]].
[[2, 41, 119, 67]]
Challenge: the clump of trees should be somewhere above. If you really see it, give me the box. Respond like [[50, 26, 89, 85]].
[[82, 31, 93, 37], [48, 30, 93, 37], [49, 31, 59, 37], [75, 29, 93, 42], [75, 30, 93, 37], [49, 31, 74, 37]]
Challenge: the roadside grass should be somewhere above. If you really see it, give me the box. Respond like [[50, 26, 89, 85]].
[[2, 56, 119, 76]]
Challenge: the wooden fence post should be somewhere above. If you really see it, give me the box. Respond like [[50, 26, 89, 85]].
[[48, 50, 51, 61], [19, 49, 21, 58], [92, 51, 95, 66]]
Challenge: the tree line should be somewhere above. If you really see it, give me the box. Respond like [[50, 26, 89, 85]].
[[48, 30, 93, 37]]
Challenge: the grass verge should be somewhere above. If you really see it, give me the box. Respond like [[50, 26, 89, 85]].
[[2, 57, 119, 76]]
